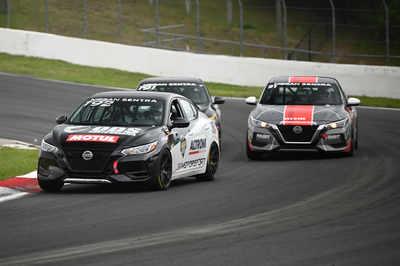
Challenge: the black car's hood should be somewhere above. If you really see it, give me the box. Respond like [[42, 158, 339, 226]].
[[252, 104, 347, 125], [46, 124, 163, 150]]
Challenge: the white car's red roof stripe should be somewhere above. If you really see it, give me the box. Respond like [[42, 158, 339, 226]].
[[283, 105, 315, 126], [289, 76, 318, 83]]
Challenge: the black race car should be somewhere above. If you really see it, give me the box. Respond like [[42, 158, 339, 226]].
[[38, 91, 220, 191], [136, 77, 225, 138], [245, 76, 360, 160]]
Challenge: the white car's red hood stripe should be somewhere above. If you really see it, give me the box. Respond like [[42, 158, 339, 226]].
[[283, 105, 315, 125], [289, 76, 318, 83]]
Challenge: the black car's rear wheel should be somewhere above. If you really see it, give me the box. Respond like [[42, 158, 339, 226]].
[[38, 179, 64, 192], [196, 142, 219, 181], [153, 149, 172, 190]]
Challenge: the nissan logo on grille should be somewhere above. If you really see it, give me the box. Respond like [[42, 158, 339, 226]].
[[293, 126, 303, 134], [82, 150, 93, 160]]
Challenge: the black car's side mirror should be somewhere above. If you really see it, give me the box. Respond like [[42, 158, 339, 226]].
[[170, 117, 190, 129], [213, 96, 225, 104], [56, 115, 68, 125]]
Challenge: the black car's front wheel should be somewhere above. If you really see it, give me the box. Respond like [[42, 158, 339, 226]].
[[196, 142, 219, 182], [38, 178, 64, 192], [153, 149, 172, 190]]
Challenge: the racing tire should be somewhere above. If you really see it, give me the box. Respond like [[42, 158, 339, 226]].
[[246, 137, 263, 160], [38, 179, 64, 192], [196, 142, 219, 182], [153, 149, 172, 190]]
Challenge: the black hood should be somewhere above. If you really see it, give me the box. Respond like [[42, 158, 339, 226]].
[[46, 124, 163, 150]]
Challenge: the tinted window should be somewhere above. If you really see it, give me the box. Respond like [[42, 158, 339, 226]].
[[69, 98, 164, 126], [260, 83, 342, 105], [138, 82, 209, 105]]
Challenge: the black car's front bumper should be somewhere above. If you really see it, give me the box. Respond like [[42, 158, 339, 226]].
[[38, 147, 160, 185]]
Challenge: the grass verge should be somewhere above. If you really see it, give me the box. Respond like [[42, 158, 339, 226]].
[[0, 147, 38, 181]]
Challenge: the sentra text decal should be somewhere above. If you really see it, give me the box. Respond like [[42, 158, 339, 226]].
[[84, 98, 157, 107], [283, 105, 314, 126], [189, 138, 207, 155], [67, 135, 119, 143]]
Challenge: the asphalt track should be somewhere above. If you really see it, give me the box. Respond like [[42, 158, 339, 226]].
[[1, 73, 400, 265]]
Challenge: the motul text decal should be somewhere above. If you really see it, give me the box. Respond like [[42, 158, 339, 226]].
[[67, 134, 119, 143], [283, 105, 314, 125], [289, 76, 318, 83]]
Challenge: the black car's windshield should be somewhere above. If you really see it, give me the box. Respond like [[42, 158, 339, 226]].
[[260, 83, 343, 105], [138, 82, 210, 105], [69, 98, 164, 126]]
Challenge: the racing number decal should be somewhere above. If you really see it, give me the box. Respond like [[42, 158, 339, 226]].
[[283, 105, 314, 126]]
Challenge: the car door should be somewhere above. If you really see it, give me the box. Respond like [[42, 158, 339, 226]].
[[171, 98, 206, 178]]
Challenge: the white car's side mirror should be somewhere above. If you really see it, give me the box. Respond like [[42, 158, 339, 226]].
[[347, 97, 361, 106], [245, 96, 257, 105]]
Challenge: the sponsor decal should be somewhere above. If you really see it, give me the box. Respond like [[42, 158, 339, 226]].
[[177, 158, 206, 170], [180, 136, 187, 158], [89, 127, 141, 136], [256, 134, 270, 139], [139, 83, 197, 91], [283, 105, 314, 126], [64, 126, 91, 133], [65, 126, 142, 136], [289, 76, 318, 83], [321, 134, 341, 141], [189, 138, 207, 155], [67, 134, 119, 143]]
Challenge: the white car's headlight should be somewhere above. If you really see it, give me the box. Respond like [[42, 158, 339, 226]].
[[325, 117, 349, 129], [121, 141, 158, 155], [249, 116, 271, 128], [41, 140, 58, 153]]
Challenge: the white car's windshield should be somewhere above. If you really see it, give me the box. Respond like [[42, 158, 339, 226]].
[[260, 83, 343, 105]]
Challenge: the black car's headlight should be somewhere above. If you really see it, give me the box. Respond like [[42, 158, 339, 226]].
[[41, 140, 58, 153], [249, 116, 271, 128], [121, 141, 158, 155], [325, 117, 349, 129]]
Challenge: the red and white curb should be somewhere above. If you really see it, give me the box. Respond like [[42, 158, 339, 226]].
[[0, 171, 40, 203]]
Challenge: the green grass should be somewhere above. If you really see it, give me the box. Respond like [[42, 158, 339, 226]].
[[0, 147, 39, 181]]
